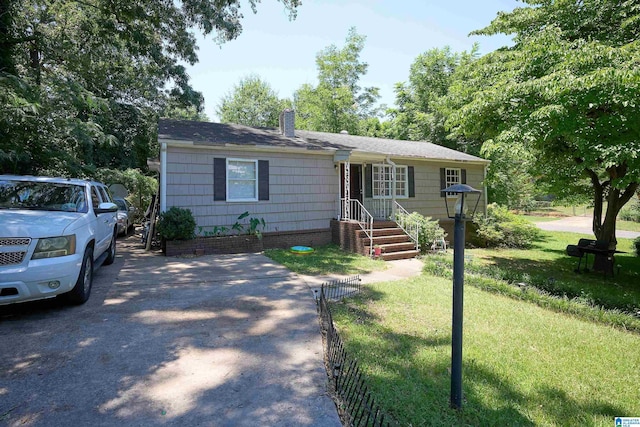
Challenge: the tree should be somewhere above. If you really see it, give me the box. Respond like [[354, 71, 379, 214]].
[[0, 0, 300, 176], [446, 0, 640, 246], [163, 106, 210, 122], [480, 139, 540, 211], [384, 46, 478, 148], [217, 75, 290, 127], [94, 168, 158, 221], [294, 27, 380, 134]]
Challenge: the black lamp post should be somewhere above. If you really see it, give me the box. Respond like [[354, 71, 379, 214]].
[[441, 183, 482, 410]]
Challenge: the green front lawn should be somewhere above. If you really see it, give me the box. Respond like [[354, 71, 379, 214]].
[[266, 233, 640, 425], [331, 277, 640, 425], [422, 231, 640, 334], [463, 231, 639, 315], [264, 244, 386, 275]]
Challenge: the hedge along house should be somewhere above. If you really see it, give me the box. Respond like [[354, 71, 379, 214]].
[[157, 110, 490, 259]]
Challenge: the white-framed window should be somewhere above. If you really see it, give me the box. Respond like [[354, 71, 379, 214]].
[[372, 164, 407, 198], [445, 168, 461, 198], [395, 166, 408, 198], [227, 158, 258, 201]]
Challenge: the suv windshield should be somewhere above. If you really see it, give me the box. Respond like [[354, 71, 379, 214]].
[[0, 180, 88, 213]]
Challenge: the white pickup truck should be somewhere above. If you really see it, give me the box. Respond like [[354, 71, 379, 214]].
[[0, 175, 118, 306]]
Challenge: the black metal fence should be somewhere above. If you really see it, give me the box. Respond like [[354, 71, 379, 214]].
[[317, 276, 392, 427], [319, 275, 362, 301]]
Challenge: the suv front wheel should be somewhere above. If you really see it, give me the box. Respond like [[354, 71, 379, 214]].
[[65, 246, 94, 305], [103, 229, 117, 266]]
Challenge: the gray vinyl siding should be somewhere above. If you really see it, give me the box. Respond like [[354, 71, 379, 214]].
[[165, 146, 338, 233], [362, 160, 486, 220]]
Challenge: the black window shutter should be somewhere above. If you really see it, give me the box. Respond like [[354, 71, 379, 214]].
[[461, 169, 467, 185], [440, 168, 446, 197], [364, 164, 372, 198], [408, 166, 415, 198], [258, 160, 269, 201], [214, 158, 226, 201]]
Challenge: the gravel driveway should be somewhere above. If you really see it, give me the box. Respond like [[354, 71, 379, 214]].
[[0, 236, 340, 427]]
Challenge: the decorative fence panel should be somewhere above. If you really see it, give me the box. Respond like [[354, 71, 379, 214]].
[[317, 276, 392, 427], [320, 275, 362, 301]]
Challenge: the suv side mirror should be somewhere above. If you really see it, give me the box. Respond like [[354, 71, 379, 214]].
[[95, 202, 118, 214]]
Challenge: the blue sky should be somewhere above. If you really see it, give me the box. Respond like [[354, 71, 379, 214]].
[[186, 0, 521, 121]]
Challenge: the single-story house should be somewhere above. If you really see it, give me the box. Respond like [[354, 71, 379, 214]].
[[156, 110, 490, 259]]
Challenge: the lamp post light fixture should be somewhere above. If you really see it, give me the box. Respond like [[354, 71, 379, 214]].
[[441, 183, 482, 410]]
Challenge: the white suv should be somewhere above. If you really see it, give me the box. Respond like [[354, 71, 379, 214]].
[[0, 175, 118, 305]]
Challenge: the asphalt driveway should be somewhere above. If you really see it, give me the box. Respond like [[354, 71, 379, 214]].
[[0, 236, 341, 426], [533, 216, 640, 239]]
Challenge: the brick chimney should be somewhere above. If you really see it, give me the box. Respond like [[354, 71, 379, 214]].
[[279, 109, 295, 138]]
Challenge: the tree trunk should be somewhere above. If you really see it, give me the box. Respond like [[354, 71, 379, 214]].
[[595, 193, 618, 248], [592, 182, 638, 249], [0, 0, 16, 74]]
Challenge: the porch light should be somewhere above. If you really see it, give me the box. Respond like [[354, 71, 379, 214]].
[[442, 184, 481, 219], [440, 183, 482, 410]]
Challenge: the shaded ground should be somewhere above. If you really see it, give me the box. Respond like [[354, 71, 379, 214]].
[[0, 235, 340, 427]]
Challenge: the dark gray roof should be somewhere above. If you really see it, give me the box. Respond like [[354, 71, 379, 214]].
[[295, 129, 485, 162], [158, 119, 487, 163]]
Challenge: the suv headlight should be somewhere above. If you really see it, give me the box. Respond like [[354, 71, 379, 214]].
[[32, 235, 76, 259]]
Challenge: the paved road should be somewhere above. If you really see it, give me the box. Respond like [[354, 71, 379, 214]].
[[533, 216, 640, 239], [0, 236, 341, 427]]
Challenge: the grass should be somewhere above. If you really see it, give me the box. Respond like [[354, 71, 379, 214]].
[[265, 234, 640, 425], [263, 244, 386, 275], [524, 204, 594, 217], [519, 215, 559, 223], [467, 231, 640, 314], [422, 230, 640, 333], [618, 220, 640, 232], [330, 277, 640, 425]]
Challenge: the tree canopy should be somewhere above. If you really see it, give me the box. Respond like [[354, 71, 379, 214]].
[[294, 27, 380, 134], [383, 46, 478, 148], [0, 0, 300, 176], [217, 74, 290, 127], [446, 0, 640, 245]]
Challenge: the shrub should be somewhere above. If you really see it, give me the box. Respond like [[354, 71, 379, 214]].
[[472, 203, 540, 248], [95, 167, 158, 223], [620, 198, 640, 223], [634, 237, 640, 257], [395, 211, 446, 253], [231, 211, 267, 238], [197, 211, 267, 239], [156, 206, 196, 241]]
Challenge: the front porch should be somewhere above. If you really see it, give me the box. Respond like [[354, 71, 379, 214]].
[[330, 218, 419, 260], [337, 158, 414, 221], [333, 154, 421, 260]]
